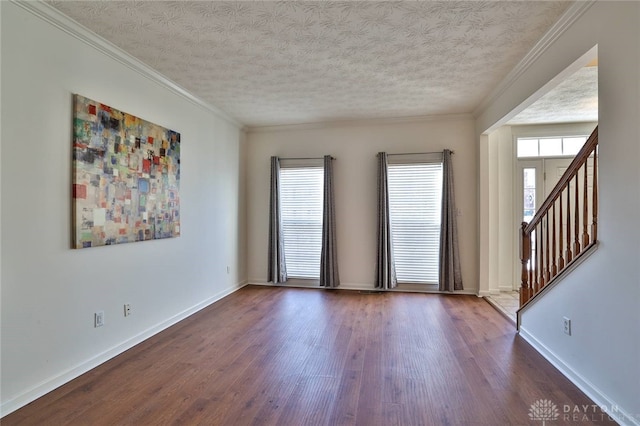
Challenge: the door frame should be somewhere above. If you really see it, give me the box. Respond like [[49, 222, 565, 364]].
[[512, 156, 580, 288], [513, 159, 544, 288]]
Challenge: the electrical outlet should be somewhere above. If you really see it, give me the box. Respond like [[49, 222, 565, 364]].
[[124, 304, 131, 317], [563, 317, 571, 335], [95, 311, 104, 328]]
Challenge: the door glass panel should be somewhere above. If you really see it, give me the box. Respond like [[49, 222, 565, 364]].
[[523, 168, 536, 223]]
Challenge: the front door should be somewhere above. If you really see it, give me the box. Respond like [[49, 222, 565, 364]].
[[514, 158, 573, 289]]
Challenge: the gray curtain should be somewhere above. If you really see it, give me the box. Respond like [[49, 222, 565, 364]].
[[268, 156, 287, 283], [439, 149, 463, 291], [375, 152, 397, 289], [320, 155, 340, 287]]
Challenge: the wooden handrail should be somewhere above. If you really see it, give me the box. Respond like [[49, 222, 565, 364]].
[[524, 127, 598, 234], [520, 126, 598, 307]]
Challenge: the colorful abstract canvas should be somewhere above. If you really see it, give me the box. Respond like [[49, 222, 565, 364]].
[[72, 94, 180, 248]]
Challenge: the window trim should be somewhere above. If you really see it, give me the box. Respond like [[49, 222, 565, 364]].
[[387, 154, 443, 285], [516, 135, 589, 158], [278, 160, 324, 280]]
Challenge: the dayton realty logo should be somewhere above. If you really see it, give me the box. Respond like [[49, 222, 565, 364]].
[[529, 399, 560, 425]]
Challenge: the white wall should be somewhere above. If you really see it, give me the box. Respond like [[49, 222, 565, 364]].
[[477, 134, 491, 296], [486, 126, 514, 294], [477, 2, 640, 424], [246, 117, 478, 292], [479, 124, 517, 296], [0, 2, 246, 415], [496, 126, 514, 292]]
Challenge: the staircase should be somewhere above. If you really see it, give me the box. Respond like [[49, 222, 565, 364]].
[[518, 126, 598, 310]]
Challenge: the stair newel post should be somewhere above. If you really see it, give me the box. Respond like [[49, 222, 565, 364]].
[[591, 147, 598, 242], [520, 222, 531, 306]]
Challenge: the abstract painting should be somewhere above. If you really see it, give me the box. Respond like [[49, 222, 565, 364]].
[[72, 94, 180, 248]]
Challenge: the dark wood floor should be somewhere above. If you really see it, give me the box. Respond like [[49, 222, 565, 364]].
[[4, 285, 613, 425]]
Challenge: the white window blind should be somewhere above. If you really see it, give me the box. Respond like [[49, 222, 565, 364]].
[[387, 159, 443, 284], [279, 164, 324, 279]]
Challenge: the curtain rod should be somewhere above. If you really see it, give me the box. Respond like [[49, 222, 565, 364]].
[[279, 156, 335, 160], [386, 150, 453, 156]]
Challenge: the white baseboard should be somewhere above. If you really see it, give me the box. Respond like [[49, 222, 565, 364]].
[[336, 282, 373, 291], [478, 289, 502, 297], [248, 280, 478, 295], [248, 280, 372, 291], [519, 327, 639, 426], [1, 281, 248, 417]]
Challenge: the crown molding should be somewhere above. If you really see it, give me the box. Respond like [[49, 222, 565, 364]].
[[247, 113, 474, 134], [11, 0, 243, 128], [473, 0, 596, 119]]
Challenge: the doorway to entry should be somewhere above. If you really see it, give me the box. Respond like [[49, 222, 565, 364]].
[[514, 134, 595, 289]]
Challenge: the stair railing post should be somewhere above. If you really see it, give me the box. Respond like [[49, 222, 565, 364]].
[[582, 162, 590, 247], [520, 222, 531, 306], [591, 146, 598, 242], [544, 214, 551, 283], [552, 202, 558, 277], [566, 183, 572, 263], [573, 174, 581, 256], [558, 192, 565, 270]]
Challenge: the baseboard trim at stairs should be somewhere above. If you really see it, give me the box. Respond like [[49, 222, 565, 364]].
[[519, 327, 639, 426]]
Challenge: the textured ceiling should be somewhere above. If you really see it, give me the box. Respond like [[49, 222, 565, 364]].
[[49, 1, 574, 127], [507, 66, 598, 125]]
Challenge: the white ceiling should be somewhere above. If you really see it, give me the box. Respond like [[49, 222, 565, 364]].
[[507, 65, 598, 125], [48, 1, 582, 128]]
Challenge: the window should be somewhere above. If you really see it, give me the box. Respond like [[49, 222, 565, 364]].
[[279, 163, 324, 279], [523, 167, 536, 223], [387, 156, 443, 284], [517, 135, 587, 158], [521, 166, 539, 270]]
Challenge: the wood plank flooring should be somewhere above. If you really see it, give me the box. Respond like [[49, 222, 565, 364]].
[[3, 285, 614, 425]]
